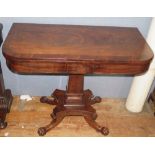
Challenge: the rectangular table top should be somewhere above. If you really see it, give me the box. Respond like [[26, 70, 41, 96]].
[[2, 23, 154, 75]]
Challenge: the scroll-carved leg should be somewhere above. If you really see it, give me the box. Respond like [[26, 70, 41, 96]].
[[50, 112, 57, 119], [92, 96, 102, 104], [40, 96, 56, 105], [84, 89, 101, 105], [38, 111, 65, 136], [40, 89, 66, 106], [84, 116, 109, 136]]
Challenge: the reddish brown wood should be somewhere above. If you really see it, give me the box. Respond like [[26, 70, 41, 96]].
[[0, 24, 13, 129], [2, 23, 153, 75], [2, 23, 154, 136], [38, 75, 106, 136]]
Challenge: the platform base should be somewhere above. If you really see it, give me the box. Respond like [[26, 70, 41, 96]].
[[38, 75, 109, 136]]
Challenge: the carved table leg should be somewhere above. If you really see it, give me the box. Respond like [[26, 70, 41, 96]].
[[39, 75, 109, 136], [83, 89, 102, 105], [84, 116, 109, 135], [38, 110, 65, 136], [40, 89, 66, 106]]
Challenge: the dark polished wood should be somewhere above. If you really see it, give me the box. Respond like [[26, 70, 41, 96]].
[[3, 23, 153, 75], [38, 75, 108, 136], [2, 23, 154, 136], [0, 23, 13, 129]]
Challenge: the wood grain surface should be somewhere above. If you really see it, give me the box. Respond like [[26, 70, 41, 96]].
[[2, 23, 154, 75]]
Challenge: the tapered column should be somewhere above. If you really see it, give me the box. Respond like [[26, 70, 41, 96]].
[[66, 75, 84, 107], [126, 18, 155, 112], [67, 75, 84, 93]]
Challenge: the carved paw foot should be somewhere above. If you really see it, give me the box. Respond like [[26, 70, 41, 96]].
[[83, 89, 101, 105], [101, 127, 109, 136], [38, 127, 47, 136], [38, 111, 65, 136], [84, 116, 109, 136], [0, 121, 7, 129]]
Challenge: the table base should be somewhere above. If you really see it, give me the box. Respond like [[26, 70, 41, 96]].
[[38, 75, 109, 136]]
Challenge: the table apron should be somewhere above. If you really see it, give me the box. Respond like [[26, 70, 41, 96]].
[[6, 60, 149, 75]]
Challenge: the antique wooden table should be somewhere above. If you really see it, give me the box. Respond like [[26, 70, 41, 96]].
[[2, 23, 153, 136]]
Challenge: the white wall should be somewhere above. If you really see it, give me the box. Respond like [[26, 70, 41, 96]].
[[0, 17, 152, 97]]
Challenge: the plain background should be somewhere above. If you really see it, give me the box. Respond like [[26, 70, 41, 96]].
[[0, 17, 152, 97]]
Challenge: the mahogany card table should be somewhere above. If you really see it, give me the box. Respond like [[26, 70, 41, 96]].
[[2, 23, 153, 136]]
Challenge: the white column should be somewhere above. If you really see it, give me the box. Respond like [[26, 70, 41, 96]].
[[125, 18, 155, 112]]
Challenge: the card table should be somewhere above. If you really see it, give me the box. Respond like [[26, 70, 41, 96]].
[[2, 23, 153, 136]]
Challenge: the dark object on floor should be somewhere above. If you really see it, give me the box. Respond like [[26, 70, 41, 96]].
[[0, 23, 13, 129], [148, 87, 155, 116]]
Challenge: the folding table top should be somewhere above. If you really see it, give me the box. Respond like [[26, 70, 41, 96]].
[[2, 23, 154, 75]]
